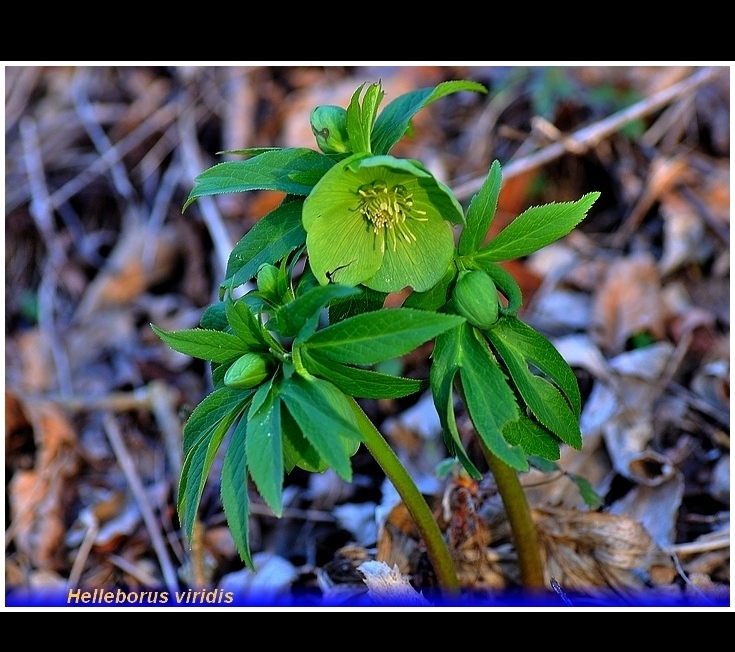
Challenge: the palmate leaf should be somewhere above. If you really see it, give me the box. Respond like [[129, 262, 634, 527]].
[[244, 381, 284, 517], [274, 284, 360, 340], [502, 414, 560, 460], [303, 308, 464, 366], [182, 386, 255, 457], [458, 159, 502, 256], [471, 192, 600, 263], [371, 80, 488, 156], [458, 325, 527, 471], [179, 396, 249, 545], [488, 316, 581, 415], [278, 375, 363, 481], [183, 148, 335, 210], [225, 295, 268, 350], [301, 348, 426, 399], [486, 320, 582, 450], [151, 324, 251, 363], [430, 325, 482, 479], [220, 416, 253, 568], [223, 199, 307, 292]]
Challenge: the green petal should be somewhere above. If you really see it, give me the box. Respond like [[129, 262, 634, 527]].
[[365, 215, 454, 292]]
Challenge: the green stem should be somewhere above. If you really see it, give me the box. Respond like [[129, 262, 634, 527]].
[[477, 439, 546, 590], [348, 398, 460, 593]]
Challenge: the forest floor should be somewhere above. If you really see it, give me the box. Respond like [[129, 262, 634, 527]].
[[4, 64, 730, 609]]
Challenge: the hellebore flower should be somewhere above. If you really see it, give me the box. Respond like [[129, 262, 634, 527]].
[[302, 153, 464, 293]]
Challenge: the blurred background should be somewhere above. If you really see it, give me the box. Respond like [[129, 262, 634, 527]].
[[4, 65, 730, 605]]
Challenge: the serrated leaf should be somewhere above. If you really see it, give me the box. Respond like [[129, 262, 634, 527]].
[[301, 349, 425, 399], [182, 386, 254, 456], [371, 80, 487, 155], [184, 149, 334, 210], [486, 323, 582, 449], [430, 328, 482, 479], [458, 159, 502, 255], [152, 324, 251, 363], [280, 403, 327, 474], [303, 308, 464, 366], [223, 199, 307, 291], [458, 325, 527, 471], [274, 284, 360, 340], [220, 416, 254, 569], [245, 382, 283, 516], [328, 286, 386, 324], [502, 414, 560, 460], [488, 316, 581, 415], [279, 375, 362, 481], [225, 296, 267, 348], [472, 192, 600, 262], [179, 399, 248, 544], [200, 302, 229, 331]]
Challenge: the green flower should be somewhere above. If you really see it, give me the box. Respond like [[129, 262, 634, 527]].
[[302, 153, 464, 293]]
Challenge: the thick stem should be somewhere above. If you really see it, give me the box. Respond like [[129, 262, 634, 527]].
[[477, 439, 546, 590], [348, 398, 460, 593]]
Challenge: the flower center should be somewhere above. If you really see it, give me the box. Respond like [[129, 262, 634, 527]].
[[357, 181, 427, 252]]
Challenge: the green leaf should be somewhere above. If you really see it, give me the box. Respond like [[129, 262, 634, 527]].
[[345, 83, 385, 154], [183, 149, 335, 210], [430, 325, 482, 479], [303, 308, 464, 366], [502, 414, 560, 460], [151, 324, 250, 363], [458, 325, 527, 471], [570, 473, 604, 509], [279, 375, 362, 480], [486, 321, 582, 449], [179, 398, 248, 544], [200, 302, 229, 331], [488, 316, 581, 415], [371, 81, 488, 155], [472, 192, 600, 262], [245, 381, 284, 516], [328, 286, 386, 324], [220, 416, 254, 569], [458, 159, 502, 255], [274, 284, 360, 340], [301, 349, 425, 399], [281, 404, 328, 474], [182, 386, 254, 457], [225, 295, 268, 350], [223, 199, 306, 291]]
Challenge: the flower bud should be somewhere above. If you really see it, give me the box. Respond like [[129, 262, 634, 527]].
[[224, 352, 273, 389], [452, 270, 500, 329], [310, 105, 350, 155]]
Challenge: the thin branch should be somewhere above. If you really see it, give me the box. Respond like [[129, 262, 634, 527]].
[[453, 66, 727, 202]]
